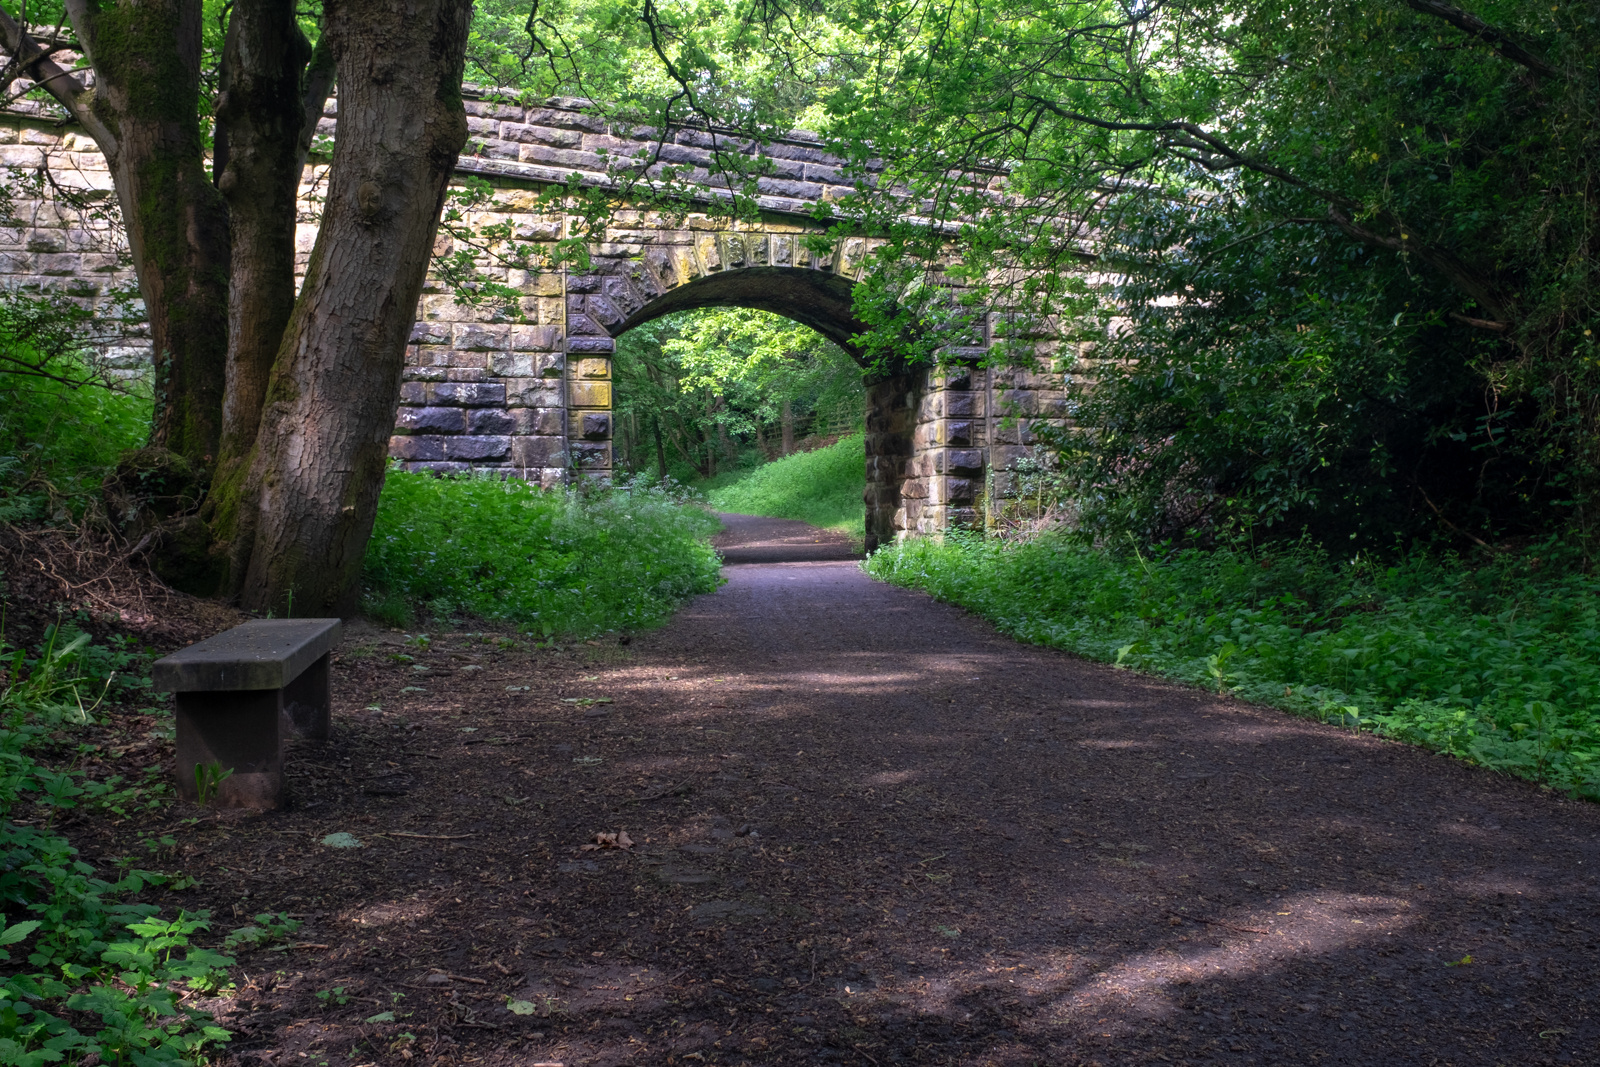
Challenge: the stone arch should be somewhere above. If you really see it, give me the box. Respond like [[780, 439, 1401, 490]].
[[564, 227, 990, 552], [593, 264, 914, 548]]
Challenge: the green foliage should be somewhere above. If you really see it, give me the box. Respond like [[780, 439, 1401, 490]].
[[0, 283, 152, 523], [0, 629, 235, 1066], [808, 0, 1600, 545], [866, 534, 1600, 800], [362, 471, 723, 636], [706, 432, 866, 539], [613, 309, 863, 481], [1048, 199, 1502, 546]]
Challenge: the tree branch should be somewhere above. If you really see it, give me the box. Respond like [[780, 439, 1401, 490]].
[[1401, 0, 1557, 80], [0, 3, 117, 155], [296, 31, 335, 168]]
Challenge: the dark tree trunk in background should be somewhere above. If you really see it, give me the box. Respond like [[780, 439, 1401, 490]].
[[781, 398, 794, 456], [654, 418, 668, 481], [227, 0, 472, 616], [63, 0, 229, 467]]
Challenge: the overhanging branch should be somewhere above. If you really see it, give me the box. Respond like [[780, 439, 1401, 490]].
[[0, 3, 116, 155], [1401, 0, 1557, 80]]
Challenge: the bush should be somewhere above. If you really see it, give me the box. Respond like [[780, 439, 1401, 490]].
[[865, 534, 1600, 800], [362, 472, 723, 636], [0, 625, 237, 1066], [706, 433, 865, 539], [0, 368, 151, 524]]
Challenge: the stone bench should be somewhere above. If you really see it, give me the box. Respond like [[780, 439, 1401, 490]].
[[152, 618, 342, 809]]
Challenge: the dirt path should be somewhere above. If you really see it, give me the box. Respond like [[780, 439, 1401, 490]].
[[146, 515, 1597, 1066]]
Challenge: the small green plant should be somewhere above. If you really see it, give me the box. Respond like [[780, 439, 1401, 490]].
[[224, 913, 302, 952], [193, 761, 234, 805], [1206, 642, 1238, 694], [315, 986, 351, 1006]]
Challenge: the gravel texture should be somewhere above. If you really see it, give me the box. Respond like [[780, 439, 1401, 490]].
[[116, 514, 1600, 1066]]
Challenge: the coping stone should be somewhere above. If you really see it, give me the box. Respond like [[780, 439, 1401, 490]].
[[153, 618, 342, 693]]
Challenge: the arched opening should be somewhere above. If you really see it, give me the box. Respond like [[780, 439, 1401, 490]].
[[606, 267, 920, 553]]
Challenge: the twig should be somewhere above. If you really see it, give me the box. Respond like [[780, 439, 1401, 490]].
[[380, 832, 476, 840], [1166, 912, 1269, 935], [1417, 486, 1502, 553]]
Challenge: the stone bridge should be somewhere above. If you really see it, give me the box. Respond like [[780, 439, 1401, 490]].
[[0, 90, 1069, 550]]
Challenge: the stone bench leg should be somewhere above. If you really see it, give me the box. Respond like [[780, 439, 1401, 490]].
[[282, 651, 332, 740], [175, 689, 286, 809]]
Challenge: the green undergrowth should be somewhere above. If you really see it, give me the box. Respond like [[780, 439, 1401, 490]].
[[866, 534, 1600, 800], [706, 432, 866, 539], [0, 622, 258, 1065], [0, 368, 151, 523], [362, 471, 724, 636]]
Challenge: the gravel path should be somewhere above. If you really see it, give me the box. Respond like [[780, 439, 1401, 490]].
[[193, 514, 1599, 1066]]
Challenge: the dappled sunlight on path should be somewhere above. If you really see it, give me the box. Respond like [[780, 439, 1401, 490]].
[[205, 516, 1599, 1066]]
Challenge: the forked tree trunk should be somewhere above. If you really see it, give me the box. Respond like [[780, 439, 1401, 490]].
[[62, 0, 230, 466], [228, 0, 472, 616], [212, 0, 314, 470]]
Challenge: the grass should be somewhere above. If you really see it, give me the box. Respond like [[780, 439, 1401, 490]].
[[0, 370, 150, 523], [362, 472, 724, 636], [865, 533, 1600, 800], [705, 432, 866, 539]]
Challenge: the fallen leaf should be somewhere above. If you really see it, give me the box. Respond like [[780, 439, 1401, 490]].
[[321, 832, 364, 849], [507, 1000, 538, 1016]]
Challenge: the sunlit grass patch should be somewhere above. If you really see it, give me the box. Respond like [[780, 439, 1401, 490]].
[[706, 433, 865, 539]]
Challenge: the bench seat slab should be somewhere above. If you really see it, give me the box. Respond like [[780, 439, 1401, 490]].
[[153, 618, 342, 692]]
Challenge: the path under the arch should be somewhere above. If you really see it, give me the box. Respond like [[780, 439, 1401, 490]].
[[206, 516, 1597, 1066]]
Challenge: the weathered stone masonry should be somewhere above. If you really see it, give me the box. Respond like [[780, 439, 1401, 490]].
[[0, 89, 1071, 551]]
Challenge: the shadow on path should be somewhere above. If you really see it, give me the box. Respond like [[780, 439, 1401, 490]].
[[713, 511, 864, 564], [214, 516, 1599, 1067]]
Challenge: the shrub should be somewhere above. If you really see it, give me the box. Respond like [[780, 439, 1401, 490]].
[[362, 472, 723, 636], [865, 534, 1600, 799], [0, 626, 235, 1066], [706, 432, 865, 539]]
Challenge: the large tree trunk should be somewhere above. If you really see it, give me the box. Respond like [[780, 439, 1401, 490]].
[[212, 0, 314, 469], [62, 0, 230, 467], [228, 0, 472, 616]]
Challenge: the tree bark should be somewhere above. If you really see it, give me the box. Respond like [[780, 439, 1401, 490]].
[[781, 397, 794, 456], [653, 416, 668, 480], [62, 0, 230, 467], [229, 0, 471, 616], [212, 0, 314, 470]]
